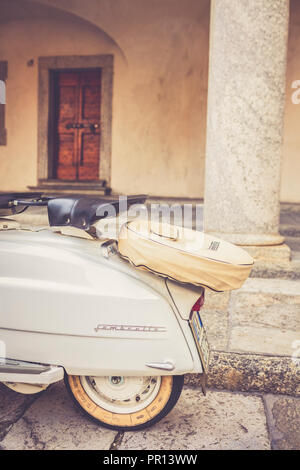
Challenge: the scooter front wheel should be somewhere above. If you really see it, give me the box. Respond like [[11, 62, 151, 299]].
[[65, 374, 184, 431]]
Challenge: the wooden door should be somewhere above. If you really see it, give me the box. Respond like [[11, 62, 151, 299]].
[[54, 69, 101, 181]]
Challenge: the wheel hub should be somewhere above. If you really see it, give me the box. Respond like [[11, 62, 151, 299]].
[[109, 376, 123, 386], [80, 375, 161, 414]]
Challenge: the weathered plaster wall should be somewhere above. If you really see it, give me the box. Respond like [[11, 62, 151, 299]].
[[281, 0, 300, 203], [0, 0, 299, 202], [0, 0, 210, 198], [0, 16, 121, 190]]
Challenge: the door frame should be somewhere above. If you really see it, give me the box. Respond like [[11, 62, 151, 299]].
[[38, 55, 113, 186]]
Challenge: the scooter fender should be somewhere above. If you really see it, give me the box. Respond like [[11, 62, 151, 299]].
[[0, 230, 202, 376]]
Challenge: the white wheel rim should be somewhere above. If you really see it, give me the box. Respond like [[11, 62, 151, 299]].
[[80, 376, 161, 414]]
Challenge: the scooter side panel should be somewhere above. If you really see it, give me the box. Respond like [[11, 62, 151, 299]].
[[0, 327, 196, 376], [0, 230, 202, 375]]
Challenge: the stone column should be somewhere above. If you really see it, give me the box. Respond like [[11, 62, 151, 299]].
[[204, 0, 290, 251]]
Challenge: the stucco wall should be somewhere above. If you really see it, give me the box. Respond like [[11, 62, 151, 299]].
[[281, 0, 300, 203], [2, 0, 298, 202], [0, 0, 210, 198]]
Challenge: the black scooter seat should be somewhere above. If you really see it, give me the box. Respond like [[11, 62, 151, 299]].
[[0, 193, 147, 230], [47, 195, 146, 230]]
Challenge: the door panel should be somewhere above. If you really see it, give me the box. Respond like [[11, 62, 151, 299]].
[[54, 70, 101, 181], [82, 84, 101, 119], [57, 133, 77, 180]]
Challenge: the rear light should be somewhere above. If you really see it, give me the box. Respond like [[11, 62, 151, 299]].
[[191, 291, 205, 314]]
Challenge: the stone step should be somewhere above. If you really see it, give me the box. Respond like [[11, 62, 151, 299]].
[[186, 351, 299, 397], [231, 278, 300, 324], [198, 278, 300, 396], [280, 225, 300, 237], [243, 243, 300, 280], [27, 187, 111, 196], [229, 278, 300, 355], [251, 259, 300, 280]]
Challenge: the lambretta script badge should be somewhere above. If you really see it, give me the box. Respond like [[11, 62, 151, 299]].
[[94, 324, 167, 333]]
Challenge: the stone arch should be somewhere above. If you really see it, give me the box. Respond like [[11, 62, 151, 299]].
[[0, 0, 126, 62]]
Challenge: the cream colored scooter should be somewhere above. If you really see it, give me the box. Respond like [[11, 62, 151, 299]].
[[0, 193, 252, 431]]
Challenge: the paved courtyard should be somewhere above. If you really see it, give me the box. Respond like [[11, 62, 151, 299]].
[[0, 381, 299, 450]]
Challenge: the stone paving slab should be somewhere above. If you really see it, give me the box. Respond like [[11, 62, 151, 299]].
[[263, 395, 300, 450], [200, 309, 229, 351], [0, 382, 116, 450], [0, 382, 271, 451], [1, 380, 299, 450], [200, 278, 300, 360], [237, 277, 300, 296], [119, 388, 270, 450], [229, 326, 299, 356], [0, 384, 37, 441], [230, 292, 300, 331]]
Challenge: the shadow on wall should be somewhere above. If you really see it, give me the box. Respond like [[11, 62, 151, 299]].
[[0, 0, 127, 62]]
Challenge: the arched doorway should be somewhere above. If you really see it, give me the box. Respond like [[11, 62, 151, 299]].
[[0, 0, 124, 194]]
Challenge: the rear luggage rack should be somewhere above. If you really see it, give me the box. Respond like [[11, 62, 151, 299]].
[[0, 193, 147, 230]]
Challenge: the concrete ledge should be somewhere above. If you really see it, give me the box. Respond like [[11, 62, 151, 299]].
[[185, 351, 300, 397], [196, 280, 300, 396], [250, 259, 300, 279], [244, 243, 291, 263]]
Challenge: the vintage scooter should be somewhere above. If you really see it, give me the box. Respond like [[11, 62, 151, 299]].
[[0, 193, 253, 431]]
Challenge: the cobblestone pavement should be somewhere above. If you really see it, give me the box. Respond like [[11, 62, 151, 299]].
[[0, 382, 299, 450]]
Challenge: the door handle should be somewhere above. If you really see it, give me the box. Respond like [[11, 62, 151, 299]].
[[65, 123, 81, 129], [89, 123, 99, 134], [145, 361, 175, 371], [66, 123, 100, 132]]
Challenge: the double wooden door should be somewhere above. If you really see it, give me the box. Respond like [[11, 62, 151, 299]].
[[54, 69, 101, 181]]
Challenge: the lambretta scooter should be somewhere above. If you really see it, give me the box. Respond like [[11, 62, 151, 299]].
[[0, 193, 253, 431]]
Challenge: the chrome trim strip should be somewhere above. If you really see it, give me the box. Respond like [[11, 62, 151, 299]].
[[145, 361, 175, 371]]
